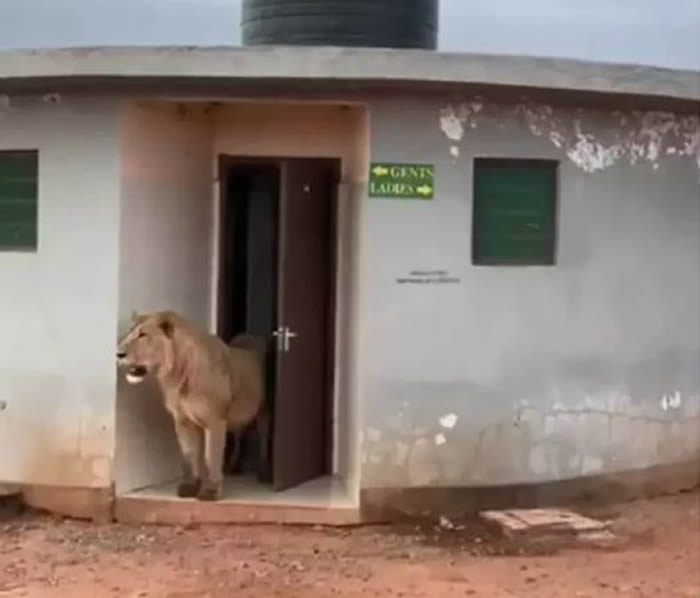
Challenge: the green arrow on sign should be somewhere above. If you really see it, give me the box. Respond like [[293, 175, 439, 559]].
[[416, 185, 433, 196], [372, 165, 389, 177]]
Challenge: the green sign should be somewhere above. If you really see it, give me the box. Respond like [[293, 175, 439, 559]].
[[369, 163, 435, 199]]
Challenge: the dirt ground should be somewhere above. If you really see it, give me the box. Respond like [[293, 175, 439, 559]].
[[1, 490, 698, 598]]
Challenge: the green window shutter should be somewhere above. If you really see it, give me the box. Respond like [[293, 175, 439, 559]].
[[0, 150, 38, 251], [472, 158, 557, 266]]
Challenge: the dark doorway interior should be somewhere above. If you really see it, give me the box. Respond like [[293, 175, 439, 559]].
[[218, 162, 279, 480], [218, 163, 279, 345], [217, 157, 339, 491]]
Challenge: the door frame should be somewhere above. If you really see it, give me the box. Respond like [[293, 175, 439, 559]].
[[215, 154, 340, 482]]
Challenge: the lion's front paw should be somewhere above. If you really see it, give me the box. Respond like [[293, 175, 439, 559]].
[[177, 479, 201, 498], [196, 483, 222, 502]]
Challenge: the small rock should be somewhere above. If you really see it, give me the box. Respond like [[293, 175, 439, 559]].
[[439, 516, 455, 531]]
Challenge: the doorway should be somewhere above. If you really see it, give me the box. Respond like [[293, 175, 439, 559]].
[[217, 156, 339, 492]]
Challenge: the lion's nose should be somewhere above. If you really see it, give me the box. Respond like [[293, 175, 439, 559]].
[[116, 352, 126, 359]]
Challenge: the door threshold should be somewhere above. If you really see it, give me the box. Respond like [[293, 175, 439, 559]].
[[115, 475, 361, 526]]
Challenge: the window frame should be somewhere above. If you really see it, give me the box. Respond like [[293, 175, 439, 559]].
[[0, 149, 39, 252], [471, 157, 559, 267]]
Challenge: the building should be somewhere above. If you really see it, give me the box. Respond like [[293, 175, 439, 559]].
[[0, 46, 698, 524]]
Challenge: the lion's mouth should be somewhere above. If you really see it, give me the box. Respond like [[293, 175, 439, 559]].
[[125, 365, 147, 385]]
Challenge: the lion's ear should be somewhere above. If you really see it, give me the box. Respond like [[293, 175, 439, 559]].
[[159, 314, 174, 338]]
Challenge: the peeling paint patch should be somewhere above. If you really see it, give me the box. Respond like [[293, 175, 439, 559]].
[[439, 101, 483, 142], [566, 122, 621, 172], [450, 145, 460, 158], [434, 433, 447, 446], [661, 391, 682, 411], [440, 101, 700, 174], [526, 106, 699, 172], [439, 413, 458, 429], [439, 106, 464, 141]]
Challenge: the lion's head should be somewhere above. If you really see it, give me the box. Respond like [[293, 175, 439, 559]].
[[116, 311, 178, 384]]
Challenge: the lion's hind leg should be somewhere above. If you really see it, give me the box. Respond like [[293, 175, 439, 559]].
[[225, 430, 244, 475], [223, 432, 240, 475]]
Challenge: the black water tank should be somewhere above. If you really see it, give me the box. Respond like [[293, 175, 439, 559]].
[[241, 0, 439, 50]]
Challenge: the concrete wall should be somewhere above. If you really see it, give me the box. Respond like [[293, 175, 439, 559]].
[[361, 96, 700, 489], [213, 102, 368, 495], [0, 95, 121, 488], [5, 89, 694, 506], [116, 102, 213, 493]]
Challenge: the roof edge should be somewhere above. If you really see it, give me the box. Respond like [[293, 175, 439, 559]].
[[0, 46, 698, 102]]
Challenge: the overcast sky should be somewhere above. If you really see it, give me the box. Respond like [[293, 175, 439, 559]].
[[0, 0, 698, 69]]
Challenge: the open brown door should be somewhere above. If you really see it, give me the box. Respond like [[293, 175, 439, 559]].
[[272, 158, 337, 491]]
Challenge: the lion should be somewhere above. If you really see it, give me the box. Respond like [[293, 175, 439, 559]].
[[116, 310, 268, 501]]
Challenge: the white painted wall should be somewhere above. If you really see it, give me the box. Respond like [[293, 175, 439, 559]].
[[362, 97, 700, 488], [116, 102, 213, 493], [1, 90, 694, 500], [0, 95, 121, 487], [0, 97, 366, 496]]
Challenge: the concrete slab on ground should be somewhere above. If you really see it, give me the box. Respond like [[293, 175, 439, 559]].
[[480, 507, 611, 538]]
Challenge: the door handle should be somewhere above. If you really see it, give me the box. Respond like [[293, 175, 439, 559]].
[[273, 326, 298, 352], [284, 328, 298, 352]]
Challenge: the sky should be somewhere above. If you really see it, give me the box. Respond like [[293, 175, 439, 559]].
[[0, 0, 698, 69]]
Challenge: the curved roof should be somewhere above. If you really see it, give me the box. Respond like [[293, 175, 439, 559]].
[[0, 46, 698, 105]]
